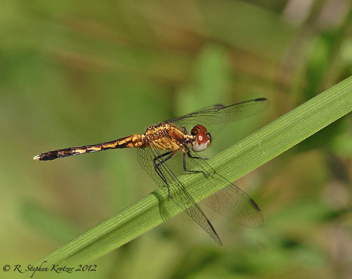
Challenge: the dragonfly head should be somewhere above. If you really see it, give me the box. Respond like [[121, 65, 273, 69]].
[[191, 125, 211, 152]]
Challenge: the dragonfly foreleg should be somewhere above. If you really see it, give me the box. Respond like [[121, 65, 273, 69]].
[[183, 153, 209, 177], [187, 151, 209, 161]]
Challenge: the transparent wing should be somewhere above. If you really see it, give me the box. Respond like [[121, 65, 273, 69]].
[[167, 98, 269, 133], [137, 145, 222, 245], [184, 151, 264, 229], [202, 176, 263, 229]]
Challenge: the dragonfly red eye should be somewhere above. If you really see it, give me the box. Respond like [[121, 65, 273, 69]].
[[191, 124, 208, 136], [195, 125, 207, 133], [192, 130, 211, 152], [197, 132, 208, 144]]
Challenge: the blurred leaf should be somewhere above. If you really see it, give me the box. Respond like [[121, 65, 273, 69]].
[[176, 44, 232, 115], [22, 201, 79, 243], [266, 200, 337, 229]]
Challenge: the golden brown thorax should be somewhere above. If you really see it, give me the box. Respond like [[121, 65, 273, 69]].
[[143, 122, 191, 152]]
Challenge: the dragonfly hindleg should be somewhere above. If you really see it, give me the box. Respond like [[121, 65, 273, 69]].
[[153, 151, 175, 198]]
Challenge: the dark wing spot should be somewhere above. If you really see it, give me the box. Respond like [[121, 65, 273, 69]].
[[249, 198, 260, 211]]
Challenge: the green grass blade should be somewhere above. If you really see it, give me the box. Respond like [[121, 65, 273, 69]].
[[35, 76, 352, 266]]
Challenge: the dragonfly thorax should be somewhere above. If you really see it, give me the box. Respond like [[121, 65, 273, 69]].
[[191, 125, 211, 152]]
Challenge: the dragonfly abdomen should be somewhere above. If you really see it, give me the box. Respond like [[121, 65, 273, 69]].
[[33, 134, 144, 161]]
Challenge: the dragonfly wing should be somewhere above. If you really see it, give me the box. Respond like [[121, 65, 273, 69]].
[[167, 98, 269, 133], [202, 177, 264, 229], [137, 145, 222, 245], [184, 151, 263, 229]]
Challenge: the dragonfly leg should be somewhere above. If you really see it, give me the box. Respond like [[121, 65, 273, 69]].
[[187, 151, 209, 161], [153, 151, 173, 163], [186, 152, 214, 178], [183, 153, 209, 177], [153, 151, 175, 198]]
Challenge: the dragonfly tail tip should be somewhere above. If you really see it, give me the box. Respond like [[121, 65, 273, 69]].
[[33, 155, 40, 161]]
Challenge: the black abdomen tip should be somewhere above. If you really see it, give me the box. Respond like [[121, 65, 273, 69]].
[[255, 97, 268, 102]]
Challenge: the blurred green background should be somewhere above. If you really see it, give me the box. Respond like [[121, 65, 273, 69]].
[[1, 0, 352, 278]]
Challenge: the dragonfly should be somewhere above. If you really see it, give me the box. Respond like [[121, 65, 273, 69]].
[[34, 97, 269, 245]]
